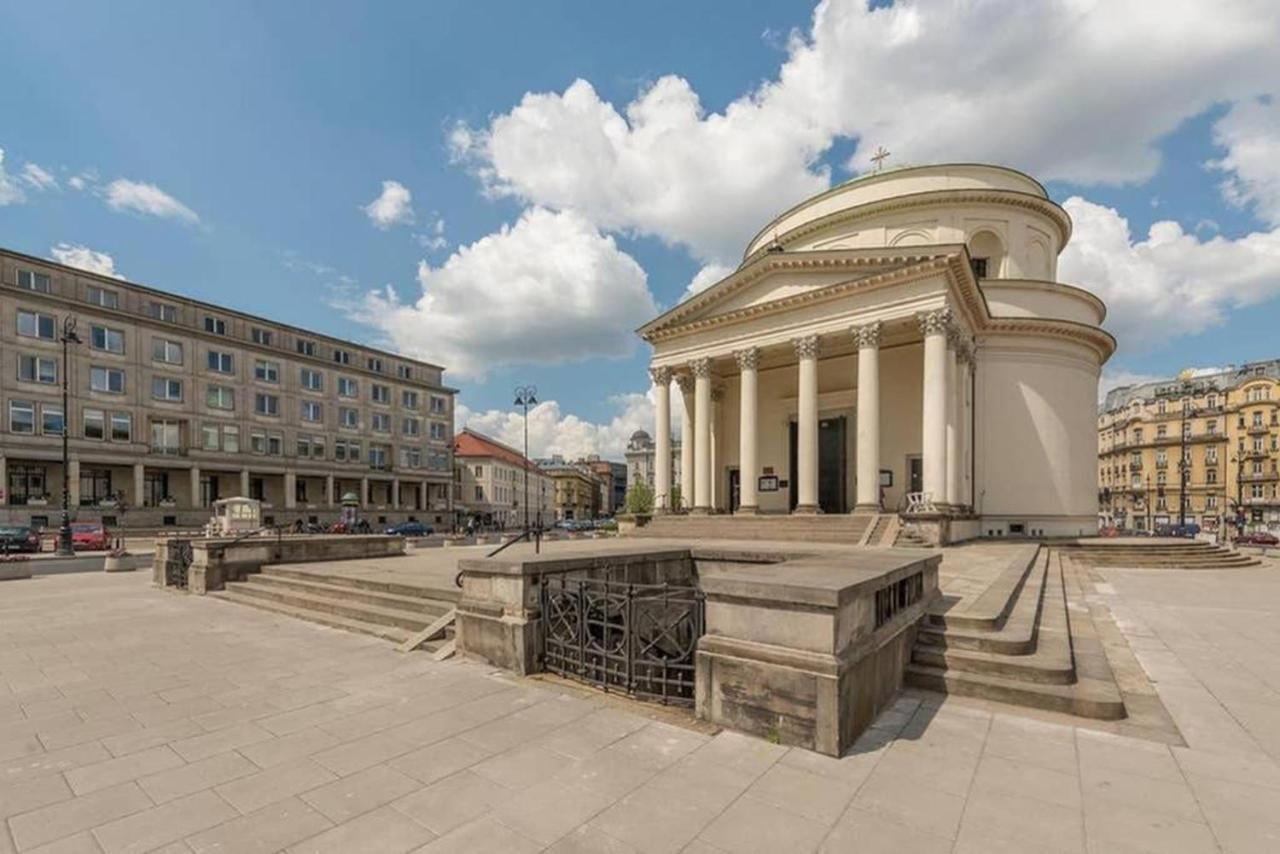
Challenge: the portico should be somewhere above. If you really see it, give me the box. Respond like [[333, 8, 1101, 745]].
[[639, 164, 1115, 542]]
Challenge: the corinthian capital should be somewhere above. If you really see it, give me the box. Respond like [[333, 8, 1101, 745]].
[[791, 334, 820, 360], [734, 347, 760, 371], [689, 357, 712, 379], [851, 321, 882, 350], [916, 307, 953, 338], [649, 365, 672, 386], [675, 373, 695, 394]]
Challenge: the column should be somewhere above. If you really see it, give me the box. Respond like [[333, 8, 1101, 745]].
[[959, 341, 974, 509], [134, 463, 146, 507], [918, 308, 951, 510], [190, 464, 201, 509], [794, 334, 820, 514], [68, 458, 81, 509], [391, 477, 400, 510], [419, 481, 428, 512], [326, 474, 335, 507], [677, 373, 695, 511], [360, 476, 369, 508], [239, 468, 250, 498], [853, 322, 881, 511], [945, 330, 961, 509], [735, 348, 759, 513], [651, 366, 673, 513], [710, 387, 723, 509], [0, 457, 6, 507], [284, 471, 297, 509], [691, 358, 712, 513]]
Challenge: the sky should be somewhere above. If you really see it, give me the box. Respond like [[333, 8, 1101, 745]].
[[3, 0, 1279, 460]]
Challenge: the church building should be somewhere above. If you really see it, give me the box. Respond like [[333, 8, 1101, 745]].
[[639, 163, 1113, 543]]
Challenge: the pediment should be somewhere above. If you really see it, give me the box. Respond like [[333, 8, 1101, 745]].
[[640, 247, 963, 340]]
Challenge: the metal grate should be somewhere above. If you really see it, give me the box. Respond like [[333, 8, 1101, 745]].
[[875, 571, 924, 629], [165, 541, 193, 589], [540, 573, 704, 706]]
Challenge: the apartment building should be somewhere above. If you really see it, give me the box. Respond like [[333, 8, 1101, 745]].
[[1098, 362, 1280, 535], [452, 428, 552, 529], [0, 248, 456, 530], [580, 457, 627, 515], [537, 457, 602, 521]]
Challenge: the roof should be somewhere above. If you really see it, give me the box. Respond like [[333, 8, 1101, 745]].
[[452, 428, 544, 473], [1100, 360, 1280, 412]]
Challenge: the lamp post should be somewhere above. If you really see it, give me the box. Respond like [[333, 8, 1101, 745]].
[[513, 385, 537, 534], [1145, 473, 1152, 534], [1177, 389, 1191, 530], [56, 316, 82, 556]]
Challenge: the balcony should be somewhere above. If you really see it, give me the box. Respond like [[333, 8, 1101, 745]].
[[1242, 471, 1280, 483], [1247, 424, 1271, 436], [149, 445, 186, 457]]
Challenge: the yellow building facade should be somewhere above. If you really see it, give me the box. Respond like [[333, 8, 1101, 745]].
[[1098, 363, 1280, 535]]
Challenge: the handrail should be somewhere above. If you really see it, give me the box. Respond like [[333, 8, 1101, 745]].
[[454, 526, 544, 588]]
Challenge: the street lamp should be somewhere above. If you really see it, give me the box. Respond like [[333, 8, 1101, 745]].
[[56, 317, 82, 556], [513, 385, 537, 534]]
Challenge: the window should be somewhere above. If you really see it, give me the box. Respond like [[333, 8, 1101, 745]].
[[17, 309, 56, 340], [1207, 495, 1218, 509], [204, 316, 227, 335], [333, 348, 351, 365], [969, 257, 987, 278], [402, 390, 419, 409], [152, 377, 183, 401], [371, 384, 390, 404], [111, 412, 131, 442], [338, 377, 358, 397], [86, 285, 119, 309], [475, 485, 485, 502], [1157, 425, 1167, 438], [402, 417, 420, 436], [202, 424, 220, 451], [335, 440, 360, 462], [254, 359, 279, 383], [143, 471, 170, 507], [430, 421, 447, 441], [474, 465, 483, 477], [430, 396, 447, 415], [207, 350, 234, 373], [1207, 469, 1218, 484], [251, 430, 267, 454], [297, 435, 312, 458], [90, 366, 125, 394], [300, 368, 324, 391], [9, 400, 35, 433], [17, 269, 51, 293], [372, 412, 391, 433], [223, 425, 239, 453], [251, 327, 273, 346], [207, 385, 235, 410], [7, 464, 46, 504], [397, 365, 412, 380], [369, 445, 390, 470], [18, 355, 57, 384], [340, 407, 359, 428], [254, 393, 279, 416], [367, 356, 384, 373], [80, 468, 113, 506], [310, 436, 326, 459], [84, 409, 105, 440], [150, 421, 180, 454], [268, 433, 283, 455], [152, 338, 183, 364], [301, 401, 323, 422], [400, 447, 422, 469], [90, 325, 126, 354], [296, 338, 316, 356], [149, 302, 178, 322], [1158, 399, 1167, 415]]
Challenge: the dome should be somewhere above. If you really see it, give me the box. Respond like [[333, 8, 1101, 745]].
[[629, 429, 652, 443]]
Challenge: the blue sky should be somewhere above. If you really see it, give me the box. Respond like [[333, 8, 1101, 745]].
[[3, 1, 1279, 458]]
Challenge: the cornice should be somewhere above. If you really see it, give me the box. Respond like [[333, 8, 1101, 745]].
[[982, 317, 1117, 362]]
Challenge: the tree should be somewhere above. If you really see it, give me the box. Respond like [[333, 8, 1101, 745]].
[[669, 484, 683, 512], [625, 480, 654, 515]]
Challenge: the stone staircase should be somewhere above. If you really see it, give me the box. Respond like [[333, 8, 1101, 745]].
[[859, 514, 898, 547], [215, 566, 460, 651], [893, 525, 932, 548], [1062, 540, 1259, 569], [904, 546, 1127, 720], [635, 512, 874, 544]]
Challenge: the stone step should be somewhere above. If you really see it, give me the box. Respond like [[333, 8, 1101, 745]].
[[212, 588, 450, 649], [261, 565, 461, 602], [903, 662, 1125, 719], [913, 554, 1074, 685], [927, 544, 1040, 631], [917, 549, 1048, 655], [240, 573, 455, 616], [225, 579, 446, 633]]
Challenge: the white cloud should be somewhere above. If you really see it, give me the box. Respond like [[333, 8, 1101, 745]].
[[454, 0, 1280, 265], [49, 243, 122, 278], [1210, 96, 1280, 227], [1059, 196, 1280, 352], [414, 217, 447, 251], [357, 207, 657, 380], [458, 384, 687, 462], [104, 178, 199, 223], [0, 149, 25, 205], [682, 263, 735, 301], [21, 162, 57, 191], [67, 171, 96, 191], [363, 180, 415, 229]]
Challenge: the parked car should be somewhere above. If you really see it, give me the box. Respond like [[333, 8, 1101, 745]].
[[1238, 531, 1280, 546], [1155, 522, 1200, 538], [0, 525, 42, 553], [385, 521, 432, 537], [71, 523, 111, 551]]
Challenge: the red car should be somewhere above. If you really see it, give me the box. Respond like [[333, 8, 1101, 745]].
[[71, 523, 111, 551], [1239, 531, 1279, 546]]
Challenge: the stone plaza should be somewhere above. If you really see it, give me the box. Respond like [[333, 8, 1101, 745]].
[[4, 543, 1280, 853]]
